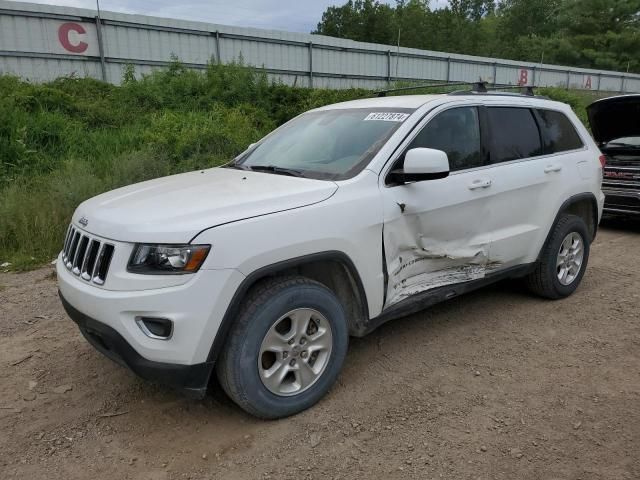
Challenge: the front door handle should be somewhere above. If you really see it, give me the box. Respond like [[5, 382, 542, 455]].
[[468, 178, 492, 190], [544, 164, 562, 173]]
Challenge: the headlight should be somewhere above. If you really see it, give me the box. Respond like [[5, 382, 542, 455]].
[[128, 244, 210, 274]]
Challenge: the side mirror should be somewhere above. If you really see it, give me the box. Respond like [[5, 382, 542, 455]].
[[389, 148, 450, 184], [247, 142, 257, 150]]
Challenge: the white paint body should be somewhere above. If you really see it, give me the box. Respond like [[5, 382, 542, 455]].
[[57, 94, 605, 366]]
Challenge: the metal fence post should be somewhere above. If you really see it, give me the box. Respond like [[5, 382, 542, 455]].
[[566, 70, 571, 89], [94, 15, 107, 82], [596, 73, 601, 91], [446, 57, 451, 82], [532, 66, 537, 86], [492, 62, 497, 85], [308, 42, 313, 88], [387, 50, 392, 85], [215, 30, 221, 64], [620, 75, 625, 93]]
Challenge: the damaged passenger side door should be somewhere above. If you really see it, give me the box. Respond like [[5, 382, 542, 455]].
[[381, 105, 494, 308]]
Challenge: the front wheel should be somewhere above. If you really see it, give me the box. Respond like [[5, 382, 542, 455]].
[[525, 214, 591, 299], [216, 277, 348, 419]]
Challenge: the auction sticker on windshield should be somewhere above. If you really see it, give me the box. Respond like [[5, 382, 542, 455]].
[[364, 112, 410, 122]]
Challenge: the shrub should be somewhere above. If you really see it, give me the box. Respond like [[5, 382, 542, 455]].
[[143, 106, 263, 164], [0, 152, 172, 266], [0, 97, 32, 181]]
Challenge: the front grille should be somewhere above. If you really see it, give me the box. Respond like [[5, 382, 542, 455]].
[[603, 155, 640, 191], [61, 225, 115, 285], [603, 191, 640, 214]]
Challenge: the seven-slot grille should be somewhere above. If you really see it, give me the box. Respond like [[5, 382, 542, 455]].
[[61, 224, 115, 285]]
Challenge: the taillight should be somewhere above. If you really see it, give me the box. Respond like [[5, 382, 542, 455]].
[[599, 154, 607, 168]]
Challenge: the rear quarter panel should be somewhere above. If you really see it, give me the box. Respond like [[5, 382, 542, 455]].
[[530, 105, 604, 259]]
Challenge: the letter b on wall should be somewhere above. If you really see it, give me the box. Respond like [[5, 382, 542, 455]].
[[517, 69, 529, 86]]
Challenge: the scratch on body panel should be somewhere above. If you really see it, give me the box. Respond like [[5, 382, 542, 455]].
[[385, 233, 490, 307]]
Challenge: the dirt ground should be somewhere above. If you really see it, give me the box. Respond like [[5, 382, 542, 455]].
[[1, 219, 639, 480]]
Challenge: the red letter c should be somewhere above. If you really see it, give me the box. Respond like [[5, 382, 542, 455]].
[[58, 22, 88, 53]]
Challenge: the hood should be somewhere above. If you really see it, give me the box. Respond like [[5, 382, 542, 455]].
[[587, 95, 640, 145], [73, 168, 338, 243]]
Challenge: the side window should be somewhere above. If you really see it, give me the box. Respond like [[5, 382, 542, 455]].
[[536, 109, 584, 153], [408, 107, 483, 171], [487, 107, 543, 163]]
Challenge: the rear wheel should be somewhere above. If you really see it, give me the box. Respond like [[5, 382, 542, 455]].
[[525, 214, 590, 299], [216, 276, 348, 419]]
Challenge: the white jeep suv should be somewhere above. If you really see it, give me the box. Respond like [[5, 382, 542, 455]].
[[58, 91, 605, 418]]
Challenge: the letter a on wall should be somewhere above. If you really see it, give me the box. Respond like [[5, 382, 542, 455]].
[[584, 76, 592, 89]]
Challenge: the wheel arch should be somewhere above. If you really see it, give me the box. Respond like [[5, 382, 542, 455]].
[[206, 251, 369, 363], [559, 193, 599, 241], [539, 192, 599, 262]]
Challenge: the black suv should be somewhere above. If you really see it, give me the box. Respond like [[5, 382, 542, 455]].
[[588, 95, 640, 217]]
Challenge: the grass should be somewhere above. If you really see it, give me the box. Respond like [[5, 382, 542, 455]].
[[0, 61, 604, 269]]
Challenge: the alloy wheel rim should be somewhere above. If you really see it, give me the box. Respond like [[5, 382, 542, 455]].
[[258, 308, 333, 397], [556, 232, 584, 286]]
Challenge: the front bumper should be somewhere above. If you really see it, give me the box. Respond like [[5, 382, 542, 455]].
[[603, 189, 640, 216], [57, 254, 244, 364], [60, 292, 211, 397]]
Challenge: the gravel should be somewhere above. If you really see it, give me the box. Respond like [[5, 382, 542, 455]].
[[1, 221, 639, 479]]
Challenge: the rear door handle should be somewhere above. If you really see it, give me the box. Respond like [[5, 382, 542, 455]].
[[544, 164, 562, 173], [468, 178, 492, 190]]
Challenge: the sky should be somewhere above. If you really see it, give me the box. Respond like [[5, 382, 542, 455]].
[[12, 0, 447, 33]]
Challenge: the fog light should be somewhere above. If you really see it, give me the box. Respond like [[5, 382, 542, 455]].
[[135, 317, 173, 340]]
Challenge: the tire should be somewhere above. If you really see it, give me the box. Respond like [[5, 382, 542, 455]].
[[525, 214, 591, 299], [216, 276, 349, 419]]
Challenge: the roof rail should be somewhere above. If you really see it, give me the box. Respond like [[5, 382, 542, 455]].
[[521, 86, 536, 96], [375, 81, 471, 97], [472, 81, 488, 93], [449, 84, 539, 97], [374, 81, 544, 99]]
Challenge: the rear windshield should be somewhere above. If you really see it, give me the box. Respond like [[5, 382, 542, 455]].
[[234, 108, 414, 180]]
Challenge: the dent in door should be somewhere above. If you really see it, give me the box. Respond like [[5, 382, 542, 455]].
[[383, 212, 489, 307]]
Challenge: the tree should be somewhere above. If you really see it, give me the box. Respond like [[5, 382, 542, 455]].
[[313, 0, 640, 73], [553, 0, 640, 71], [314, 0, 397, 45], [450, 0, 495, 21], [394, 0, 431, 49], [560, 0, 640, 36]]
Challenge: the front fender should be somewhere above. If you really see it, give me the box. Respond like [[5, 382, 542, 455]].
[[194, 172, 385, 319]]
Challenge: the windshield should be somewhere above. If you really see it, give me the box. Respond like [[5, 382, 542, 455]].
[[233, 108, 414, 180]]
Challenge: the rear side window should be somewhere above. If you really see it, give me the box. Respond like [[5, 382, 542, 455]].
[[487, 107, 543, 163], [407, 106, 483, 171], [536, 109, 584, 153]]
